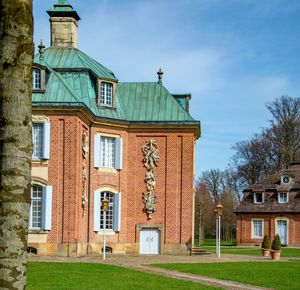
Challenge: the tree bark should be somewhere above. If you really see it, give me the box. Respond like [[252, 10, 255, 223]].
[[0, 1, 33, 289]]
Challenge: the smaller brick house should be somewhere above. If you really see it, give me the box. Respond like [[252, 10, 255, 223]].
[[236, 163, 300, 246]]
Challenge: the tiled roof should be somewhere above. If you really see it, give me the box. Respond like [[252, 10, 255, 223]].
[[32, 48, 199, 125], [236, 164, 300, 213]]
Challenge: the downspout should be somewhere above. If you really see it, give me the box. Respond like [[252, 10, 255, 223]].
[[87, 122, 92, 253]]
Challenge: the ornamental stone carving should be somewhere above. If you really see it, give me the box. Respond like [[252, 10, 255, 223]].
[[142, 139, 159, 219], [82, 130, 89, 214]]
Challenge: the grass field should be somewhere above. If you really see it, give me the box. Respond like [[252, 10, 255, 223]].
[[196, 238, 300, 257], [155, 262, 300, 290], [27, 262, 219, 290]]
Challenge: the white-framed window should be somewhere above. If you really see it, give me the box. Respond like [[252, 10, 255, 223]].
[[100, 191, 114, 230], [252, 219, 263, 239], [29, 185, 52, 231], [94, 191, 121, 232], [254, 192, 264, 204], [33, 68, 41, 89], [278, 192, 288, 204], [101, 137, 115, 168], [94, 135, 123, 170], [32, 122, 50, 160], [99, 82, 113, 106]]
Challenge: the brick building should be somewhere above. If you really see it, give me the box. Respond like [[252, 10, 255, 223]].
[[236, 163, 300, 247], [29, 0, 200, 256]]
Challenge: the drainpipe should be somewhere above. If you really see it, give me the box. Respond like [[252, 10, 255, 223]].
[[87, 122, 92, 254]]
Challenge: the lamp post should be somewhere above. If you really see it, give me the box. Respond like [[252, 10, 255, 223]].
[[214, 202, 223, 259], [102, 197, 109, 261]]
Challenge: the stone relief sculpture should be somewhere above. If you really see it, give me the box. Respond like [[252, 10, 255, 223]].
[[142, 139, 159, 219], [82, 130, 89, 214]]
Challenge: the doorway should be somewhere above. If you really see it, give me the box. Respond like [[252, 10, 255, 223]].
[[139, 228, 160, 254], [276, 219, 288, 245]]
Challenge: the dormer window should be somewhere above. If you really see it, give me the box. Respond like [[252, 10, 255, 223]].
[[99, 82, 113, 106], [281, 175, 291, 186], [254, 192, 264, 204], [278, 192, 288, 204], [32, 66, 46, 91], [33, 68, 41, 89]]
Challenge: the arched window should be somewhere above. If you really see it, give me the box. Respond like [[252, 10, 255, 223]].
[[33, 68, 41, 89], [100, 191, 114, 230], [29, 184, 53, 231], [30, 185, 43, 229]]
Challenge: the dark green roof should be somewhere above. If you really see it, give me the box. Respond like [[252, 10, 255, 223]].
[[33, 48, 198, 125], [47, 0, 80, 21]]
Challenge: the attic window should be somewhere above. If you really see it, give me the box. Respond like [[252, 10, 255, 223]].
[[99, 82, 113, 107], [278, 192, 288, 204], [254, 192, 263, 204], [33, 68, 41, 89]]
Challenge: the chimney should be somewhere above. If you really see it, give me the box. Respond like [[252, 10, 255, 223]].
[[47, 0, 80, 48]]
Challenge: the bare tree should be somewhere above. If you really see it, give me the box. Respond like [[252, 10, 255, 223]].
[[201, 169, 224, 202], [0, 1, 33, 289], [194, 181, 215, 245], [266, 96, 300, 166]]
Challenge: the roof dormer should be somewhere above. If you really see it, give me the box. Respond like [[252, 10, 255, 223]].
[[97, 79, 117, 108]]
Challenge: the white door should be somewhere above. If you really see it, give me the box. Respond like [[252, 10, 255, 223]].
[[277, 220, 288, 245], [140, 229, 160, 254]]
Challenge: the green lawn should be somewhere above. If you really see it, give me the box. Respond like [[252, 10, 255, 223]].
[[27, 262, 219, 290], [197, 238, 300, 257], [155, 262, 300, 290], [203, 245, 300, 257]]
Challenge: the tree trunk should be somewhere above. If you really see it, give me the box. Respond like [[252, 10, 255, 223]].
[[0, 1, 33, 289]]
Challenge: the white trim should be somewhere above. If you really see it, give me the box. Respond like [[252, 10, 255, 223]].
[[253, 192, 264, 204], [275, 217, 289, 245], [278, 192, 289, 204], [251, 218, 264, 239]]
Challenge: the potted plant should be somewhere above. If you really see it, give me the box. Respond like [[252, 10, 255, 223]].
[[271, 234, 281, 260], [261, 235, 271, 257]]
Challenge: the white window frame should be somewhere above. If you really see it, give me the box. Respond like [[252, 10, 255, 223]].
[[253, 192, 264, 204], [32, 121, 50, 160], [251, 219, 264, 239], [29, 185, 43, 230], [94, 134, 122, 170], [93, 187, 121, 233], [29, 184, 52, 231], [33, 68, 41, 90], [99, 81, 113, 107], [278, 192, 288, 204]]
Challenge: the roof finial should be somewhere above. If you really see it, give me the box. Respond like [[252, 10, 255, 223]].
[[157, 68, 163, 84], [38, 40, 45, 60]]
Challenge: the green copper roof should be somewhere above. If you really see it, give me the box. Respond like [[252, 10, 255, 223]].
[[34, 48, 117, 81], [116, 83, 194, 121], [47, 0, 80, 21], [33, 48, 198, 124]]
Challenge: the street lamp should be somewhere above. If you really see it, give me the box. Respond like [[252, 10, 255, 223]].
[[102, 197, 109, 261], [214, 202, 223, 259]]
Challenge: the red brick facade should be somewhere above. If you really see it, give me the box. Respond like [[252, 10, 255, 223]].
[[236, 213, 300, 246], [29, 111, 197, 256]]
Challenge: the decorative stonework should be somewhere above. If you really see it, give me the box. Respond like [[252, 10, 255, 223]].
[[82, 130, 89, 214], [32, 115, 49, 122], [142, 139, 159, 219]]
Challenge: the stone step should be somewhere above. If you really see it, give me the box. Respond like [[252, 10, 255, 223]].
[[191, 247, 211, 256]]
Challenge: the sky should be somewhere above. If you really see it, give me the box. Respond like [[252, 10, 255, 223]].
[[33, 0, 300, 178]]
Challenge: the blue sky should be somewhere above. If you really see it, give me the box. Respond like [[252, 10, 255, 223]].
[[34, 0, 300, 178]]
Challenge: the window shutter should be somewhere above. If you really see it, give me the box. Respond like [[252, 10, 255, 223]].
[[94, 135, 101, 168], [43, 122, 50, 159], [94, 191, 101, 231], [42, 186, 52, 230], [115, 138, 123, 170], [113, 192, 121, 232]]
